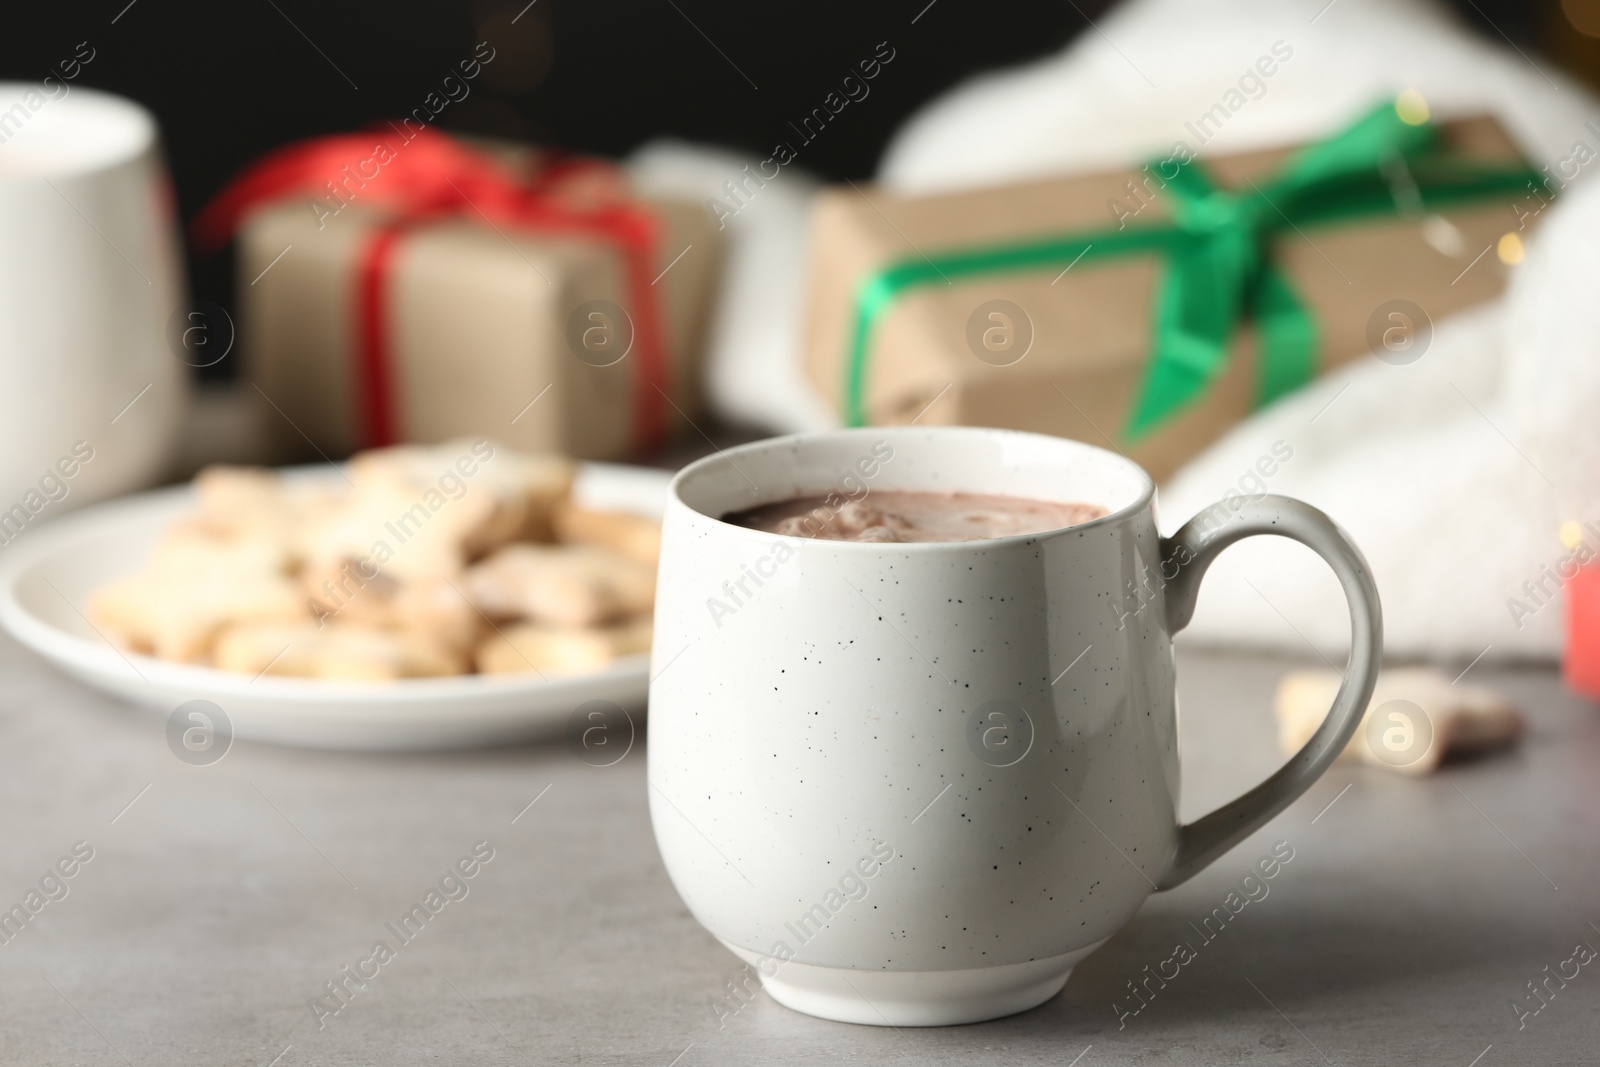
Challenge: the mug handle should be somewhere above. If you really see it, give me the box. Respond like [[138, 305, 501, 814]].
[[1155, 495, 1382, 890]]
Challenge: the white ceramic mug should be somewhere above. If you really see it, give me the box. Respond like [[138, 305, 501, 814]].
[[0, 83, 188, 518], [648, 427, 1381, 1026]]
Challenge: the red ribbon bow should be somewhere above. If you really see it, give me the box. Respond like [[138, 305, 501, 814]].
[[192, 127, 669, 452]]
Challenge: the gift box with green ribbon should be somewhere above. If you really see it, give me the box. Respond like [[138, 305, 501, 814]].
[[803, 100, 1542, 481]]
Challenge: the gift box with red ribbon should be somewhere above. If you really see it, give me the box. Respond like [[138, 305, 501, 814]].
[[195, 129, 723, 460]]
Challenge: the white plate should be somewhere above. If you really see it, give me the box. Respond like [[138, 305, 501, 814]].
[[0, 462, 673, 751]]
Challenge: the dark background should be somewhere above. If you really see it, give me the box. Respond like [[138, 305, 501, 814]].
[[0, 0, 1574, 353]]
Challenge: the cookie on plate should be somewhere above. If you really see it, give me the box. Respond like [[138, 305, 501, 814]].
[[300, 562, 482, 652], [213, 621, 467, 680], [476, 618, 652, 676], [349, 439, 575, 552], [295, 476, 495, 585], [173, 466, 341, 556], [552, 501, 661, 566], [463, 544, 655, 627], [89, 531, 306, 663]]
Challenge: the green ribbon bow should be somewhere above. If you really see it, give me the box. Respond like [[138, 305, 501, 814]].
[[842, 100, 1541, 439]]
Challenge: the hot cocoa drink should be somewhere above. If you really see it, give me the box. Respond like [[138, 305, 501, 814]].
[[722, 490, 1108, 543]]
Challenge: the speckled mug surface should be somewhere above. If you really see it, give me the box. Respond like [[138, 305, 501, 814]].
[[648, 427, 1382, 1026]]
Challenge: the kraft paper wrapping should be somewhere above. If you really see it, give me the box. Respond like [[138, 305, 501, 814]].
[[240, 183, 721, 462], [803, 115, 1530, 482]]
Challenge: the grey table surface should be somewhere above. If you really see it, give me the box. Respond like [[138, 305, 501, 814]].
[[1, 633, 1597, 1067]]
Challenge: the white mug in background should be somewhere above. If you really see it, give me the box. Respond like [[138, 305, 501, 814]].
[[0, 83, 188, 520], [649, 427, 1381, 1026]]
